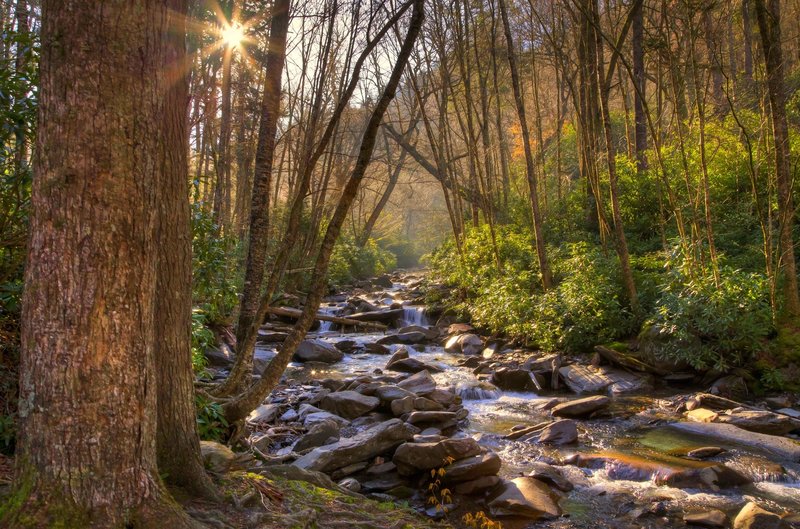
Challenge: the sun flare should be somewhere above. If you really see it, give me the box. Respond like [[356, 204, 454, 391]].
[[220, 23, 245, 48]]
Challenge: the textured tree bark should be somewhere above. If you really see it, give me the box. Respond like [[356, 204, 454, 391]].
[[6, 1, 196, 527], [497, 0, 552, 290], [223, 0, 425, 423], [155, 0, 219, 501], [223, 0, 291, 397], [754, 0, 800, 319]]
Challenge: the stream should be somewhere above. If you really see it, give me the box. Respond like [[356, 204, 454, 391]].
[[245, 274, 800, 528]]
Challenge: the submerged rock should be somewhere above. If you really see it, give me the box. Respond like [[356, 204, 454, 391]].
[[486, 477, 562, 520], [669, 422, 800, 461]]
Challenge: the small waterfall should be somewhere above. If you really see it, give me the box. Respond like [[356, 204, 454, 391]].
[[317, 305, 339, 333], [401, 305, 429, 327]]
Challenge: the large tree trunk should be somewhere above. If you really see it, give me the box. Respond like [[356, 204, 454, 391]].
[[497, 0, 552, 290], [6, 2, 195, 527], [155, 0, 219, 501], [223, 0, 424, 423], [754, 0, 800, 319], [223, 0, 291, 397]]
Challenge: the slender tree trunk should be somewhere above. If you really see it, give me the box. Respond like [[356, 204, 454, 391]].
[[7, 2, 196, 527], [222, 0, 291, 397], [632, 0, 648, 170], [754, 0, 800, 319], [214, 43, 234, 230], [155, 0, 219, 501], [497, 0, 552, 290], [224, 0, 424, 423]]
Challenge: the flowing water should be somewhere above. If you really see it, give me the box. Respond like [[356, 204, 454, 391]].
[[284, 278, 800, 526]]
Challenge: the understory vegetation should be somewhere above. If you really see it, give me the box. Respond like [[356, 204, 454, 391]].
[[426, 114, 797, 388]]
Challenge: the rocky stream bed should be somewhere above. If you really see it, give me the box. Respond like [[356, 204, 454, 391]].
[[205, 272, 800, 529]]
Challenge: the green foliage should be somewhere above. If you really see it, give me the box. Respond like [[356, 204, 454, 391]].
[[647, 256, 773, 371], [327, 236, 397, 287], [191, 309, 213, 377], [191, 203, 240, 323], [195, 394, 229, 442]]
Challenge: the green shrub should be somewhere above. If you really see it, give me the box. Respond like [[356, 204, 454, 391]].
[[327, 236, 397, 287], [195, 394, 229, 442], [646, 257, 773, 371], [191, 203, 240, 323]]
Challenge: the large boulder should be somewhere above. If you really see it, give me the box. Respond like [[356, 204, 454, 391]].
[[486, 477, 562, 520], [393, 437, 481, 475], [397, 370, 437, 395], [293, 418, 341, 453], [733, 502, 782, 529], [319, 391, 380, 420], [551, 396, 610, 418], [492, 368, 539, 391], [386, 357, 442, 374], [538, 419, 578, 445], [527, 462, 574, 492], [377, 332, 428, 345], [294, 339, 344, 363], [200, 441, 236, 473], [293, 419, 415, 473], [442, 451, 502, 483], [558, 365, 611, 394], [445, 333, 484, 355], [687, 408, 800, 436]]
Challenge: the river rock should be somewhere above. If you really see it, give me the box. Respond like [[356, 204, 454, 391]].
[[319, 391, 380, 419], [657, 464, 751, 491], [710, 375, 748, 400], [204, 343, 234, 368], [304, 411, 350, 428], [442, 451, 502, 483], [455, 475, 501, 495], [527, 462, 574, 492], [406, 411, 457, 425], [391, 396, 416, 416], [373, 274, 394, 288], [393, 437, 482, 475], [386, 357, 442, 374], [337, 477, 361, 492], [538, 419, 578, 444], [492, 367, 539, 391], [293, 418, 341, 453], [447, 323, 474, 335], [558, 364, 612, 394], [365, 343, 391, 355], [293, 418, 415, 473], [200, 440, 236, 473], [294, 339, 344, 363], [374, 385, 416, 403], [733, 502, 782, 529], [717, 409, 799, 436], [385, 346, 410, 368], [378, 332, 428, 345], [398, 325, 439, 340], [445, 333, 484, 355], [397, 370, 437, 395], [684, 510, 729, 528], [669, 422, 800, 461], [413, 397, 444, 411], [348, 308, 404, 324], [247, 403, 280, 424], [334, 339, 358, 352], [551, 396, 610, 418], [486, 477, 562, 520]]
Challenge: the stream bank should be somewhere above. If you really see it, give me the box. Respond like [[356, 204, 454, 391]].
[[206, 271, 800, 529]]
